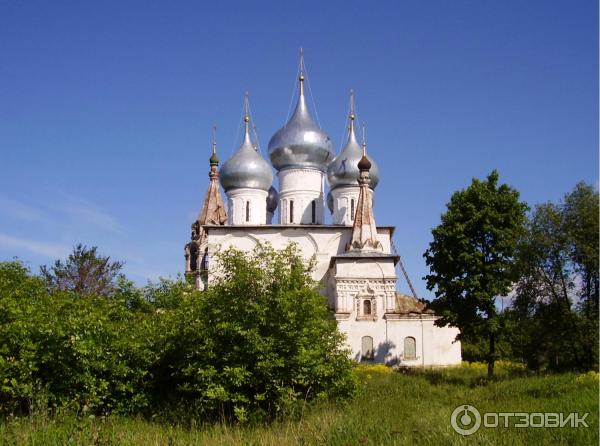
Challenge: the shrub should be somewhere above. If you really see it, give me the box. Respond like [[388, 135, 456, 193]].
[[155, 243, 357, 422], [0, 261, 157, 416], [0, 261, 47, 414], [1, 244, 357, 423]]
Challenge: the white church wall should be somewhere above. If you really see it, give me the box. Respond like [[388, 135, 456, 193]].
[[330, 185, 360, 225], [203, 225, 461, 367], [226, 188, 268, 225], [278, 168, 325, 224], [337, 317, 390, 362], [206, 225, 394, 285], [420, 319, 462, 366], [338, 315, 461, 366], [334, 259, 396, 280]]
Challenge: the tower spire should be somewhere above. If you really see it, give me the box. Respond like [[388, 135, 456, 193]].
[[199, 127, 227, 224], [242, 91, 252, 145], [299, 47, 305, 97], [210, 125, 219, 166], [348, 89, 357, 143], [347, 124, 381, 251]]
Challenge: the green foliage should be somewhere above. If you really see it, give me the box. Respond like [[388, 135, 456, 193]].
[[424, 170, 528, 376], [510, 182, 599, 371], [0, 261, 47, 414], [0, 260, 157, 416], [40, 244, 125, 298], [155, 243, 356, 423], [1, 243, 355, 423], [1, 370, 597, 446]]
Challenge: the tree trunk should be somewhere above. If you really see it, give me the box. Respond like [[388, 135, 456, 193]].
[[487, 332, 495, 378]]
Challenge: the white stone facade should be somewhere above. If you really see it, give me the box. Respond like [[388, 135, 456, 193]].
[[203, 224, 461, 366], [330, 185, 360, 226], [226, 188, 268, 225]]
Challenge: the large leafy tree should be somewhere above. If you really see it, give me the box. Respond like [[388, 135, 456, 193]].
[[511, 182, 598, 371], [40, 244, 124, 297], [563, 182, 599, 313], [424, 170, 528, 377]]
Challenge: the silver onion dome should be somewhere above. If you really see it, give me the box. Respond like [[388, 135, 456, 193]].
[[268, 73, 334, 172], [220, 115, 273, 192], [327, 114, 379, 190], [266, 186, 279, 213]]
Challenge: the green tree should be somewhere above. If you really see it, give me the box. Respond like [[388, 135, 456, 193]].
[[40, 244, 124, 297], [424, 170, 528, 377], [0, 259, 157, 416], [0, 261, 47, 414], [563, 182, 599, 313], [511, 183, 598, 371], [156, 243, 356, 422]]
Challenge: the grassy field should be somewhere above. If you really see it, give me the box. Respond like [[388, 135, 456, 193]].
[[1, 363, 598, 446]]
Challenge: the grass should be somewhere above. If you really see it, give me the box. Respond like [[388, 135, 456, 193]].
[[1, 363, 598, 445]]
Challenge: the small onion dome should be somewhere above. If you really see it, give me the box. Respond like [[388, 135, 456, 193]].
[[267, 186, 279, 213], [358, 153, 371, 171], [327, 115, 379, 189], [268, 74, 333, 172], [220, 116, 273, 192]]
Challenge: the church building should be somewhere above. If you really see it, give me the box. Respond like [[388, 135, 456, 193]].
[[184, 57, 461, 366]]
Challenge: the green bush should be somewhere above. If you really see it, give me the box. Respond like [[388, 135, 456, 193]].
[[1, 244, 356, 423], [0, 261, 157, 415], [154, 244, 357, 423], [0, 261, 47, 414]]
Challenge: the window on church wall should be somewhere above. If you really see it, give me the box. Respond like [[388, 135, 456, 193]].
[[363, 299, 372, 315], [290, 200, 294, 223], [189, 244, 198, 271], [245, 201, 250, 222], [311, 200, 316, 223], [201, 249, 209, 270], [350, 198, 355, 221], [404, 336, 417, 360], [361, 336, 374, 360]]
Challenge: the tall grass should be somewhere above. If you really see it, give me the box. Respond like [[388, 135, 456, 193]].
[[1, 363, 597, 446]]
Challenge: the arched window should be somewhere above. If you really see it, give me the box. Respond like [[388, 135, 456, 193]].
[[245, 201, 250, 222], [363, 299, 372, 315], [311, 200, 316, 223], [361, 336, 374, 360], [350, 198, 355, 221], [201, 249, 209, 270], [189, 243, 198, 271], [289, 200, 294, 223], [404, 336, 417, 360]]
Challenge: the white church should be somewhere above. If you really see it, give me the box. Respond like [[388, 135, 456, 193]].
[[184, 58, 461, 366]]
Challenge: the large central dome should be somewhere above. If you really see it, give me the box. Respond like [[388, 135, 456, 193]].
[[268, 74, 333, 172]]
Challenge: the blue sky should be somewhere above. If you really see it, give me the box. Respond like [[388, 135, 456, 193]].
[[0, 1, 597, 298]]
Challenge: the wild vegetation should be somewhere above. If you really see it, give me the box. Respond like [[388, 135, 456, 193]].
[[424, 170, 528, 377], [454, 181, 599, 373], [0, 364, 597, 445], [0, 177, 597, 445], [0, 244, 355, 423]]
